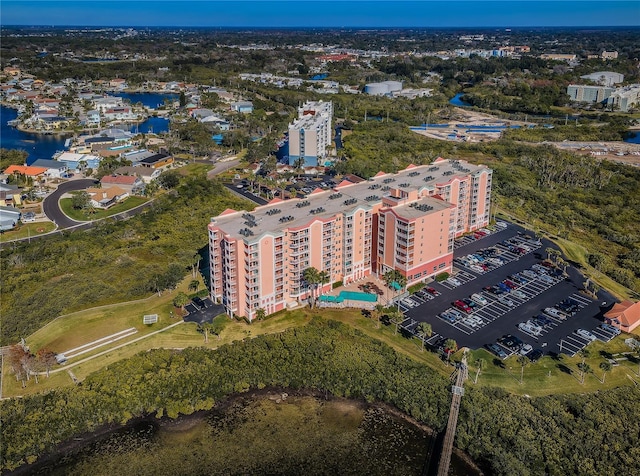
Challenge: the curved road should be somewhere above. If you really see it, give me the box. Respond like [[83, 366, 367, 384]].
[[42, 178, 98, 229]]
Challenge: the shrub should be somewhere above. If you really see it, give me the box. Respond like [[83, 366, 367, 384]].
[[332, 280, 343, 289], [435, 272, 449, 282], [407, 282, 425, 294]]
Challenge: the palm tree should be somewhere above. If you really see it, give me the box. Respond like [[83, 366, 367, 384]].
[[416, 322, 432, 352], [517, 355, 528, 384], [294, 157, 305, 178], [373, 303, 385, 329], [188, 279, 200, 293], [444, 338, 457, 364], [255, 308, 266, 321], [387, 307, 404, 335], [599, 361, 612, 383], [474, 358, 486, 384], [318, 270, 330, 296], [302, 267, 321, 308], [383, 269, 406, 307], [578, 362, 592, 384], [556, 257, 568, 276], [173, 292, 189, 311]]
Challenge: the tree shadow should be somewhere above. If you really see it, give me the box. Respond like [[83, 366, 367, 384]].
[[492, 358, 506, 369], [548, 352, 563, 362], [361, 309, 371, 319], [400, 327, 414, 339], [557, 364, 573, 375], [599, 350, 614, 360]]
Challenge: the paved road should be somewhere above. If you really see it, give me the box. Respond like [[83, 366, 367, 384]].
[[42, 178, 97, 229]]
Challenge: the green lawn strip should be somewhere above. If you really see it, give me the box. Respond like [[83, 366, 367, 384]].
[[465, 336, 638, 397], [59, 196, 149, 221], [0, 222, 56, 242]]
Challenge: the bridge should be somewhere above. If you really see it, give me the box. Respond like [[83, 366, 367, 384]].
[[436, 354, 468, 476]]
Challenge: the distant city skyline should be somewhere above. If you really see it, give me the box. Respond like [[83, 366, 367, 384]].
[[2, 1, 639, 28]]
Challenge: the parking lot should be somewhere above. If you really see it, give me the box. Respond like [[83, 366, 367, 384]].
[[398, 220, 616, 359]]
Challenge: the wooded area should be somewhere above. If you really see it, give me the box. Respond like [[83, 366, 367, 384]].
[[0, 174, 250, 345], [1, 319, 638, 475]]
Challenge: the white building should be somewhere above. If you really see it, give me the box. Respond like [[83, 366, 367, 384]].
[[288, 101, 333, 167], [608, 85, 640, 112], [580, 71, 624, 87]]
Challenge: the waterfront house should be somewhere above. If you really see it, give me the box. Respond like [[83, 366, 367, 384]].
[[31, 159, 69, 179], [56, 152, 102, 172], [3, 165, 48, 179]]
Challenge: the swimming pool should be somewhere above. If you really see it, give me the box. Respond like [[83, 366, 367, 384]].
[[319, 291, 378, 303]]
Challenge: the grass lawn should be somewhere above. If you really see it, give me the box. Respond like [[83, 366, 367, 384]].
[[59, 196, 149, 221], [0, 222, 56, 243], [464, 335, 639, 397]]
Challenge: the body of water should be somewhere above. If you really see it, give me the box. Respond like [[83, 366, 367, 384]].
[[449, 93, 472, 107], [130, 116, 170, 135], [1, 92, 174, 164], [624, 132, 640, 144], [114, 92, 178, 110], [0, 105, 69, 165]]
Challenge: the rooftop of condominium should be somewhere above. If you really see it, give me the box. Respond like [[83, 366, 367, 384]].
[[209, 158, 490, 242]]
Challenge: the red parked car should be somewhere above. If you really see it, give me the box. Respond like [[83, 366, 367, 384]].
[[453, 300, 473, 314]]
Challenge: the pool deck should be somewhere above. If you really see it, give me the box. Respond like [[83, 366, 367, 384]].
[[319, 275, 400, 309]]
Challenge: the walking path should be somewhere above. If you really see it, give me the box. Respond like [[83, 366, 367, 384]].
[[437, 354, 468, 476], [32, 320, 185, 377]]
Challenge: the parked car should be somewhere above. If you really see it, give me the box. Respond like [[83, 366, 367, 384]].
[[471, 293, 488, 306], [544, 307, 567, 320], [534, 314, 553, 326], [511, 290, 527, 300], [498, 334, 523, 351], [521, 269, 538, 280], [484, 285, 503, 295], [527, 349, 544, 362], [453, 300, 473, 314], [509, 273, 528, 284], [485, 343, 508, 359], [446, 277, 462, 287], [518, 322, 542, 336], [448, 309, 463, 320], [497, 282, 511, 293], [440, 311, 457, 323], [462, 298, 478, 309], [600, 323, 621, 335], [576, 328, 597, 342], [499, 296, 515, 307], [519, 344, 533, 356], [503, 279, 518, 289], [538, 274, 554, 284], [462, 317, 479, 328]]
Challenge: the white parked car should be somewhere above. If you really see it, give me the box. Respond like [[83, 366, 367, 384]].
[[576, 329, 597, 342], [447, 277, 462, 287], [520, 344, 533, 356], [511, 290, 526, 299], [499, 296, 515, 307], [518, 322, 541, 336], [463, 317, 479, 328], [471, 293, 488, 306], [544, 307, 567, 320]]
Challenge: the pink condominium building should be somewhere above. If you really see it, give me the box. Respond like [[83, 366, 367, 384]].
[[208, 157, 492, 320]]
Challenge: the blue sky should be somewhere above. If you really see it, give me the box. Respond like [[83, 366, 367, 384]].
[[2, 1, 639, 27]]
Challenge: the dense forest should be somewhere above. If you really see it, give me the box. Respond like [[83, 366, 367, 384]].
[[2, 319, 639, 475]]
